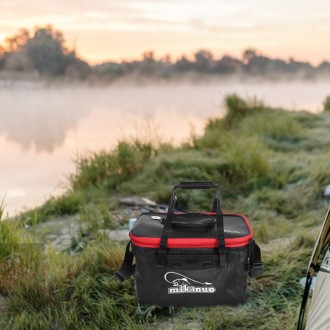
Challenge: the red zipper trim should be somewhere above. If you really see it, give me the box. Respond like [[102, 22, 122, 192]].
[[130, 234, 251, 248], [130, 213, 253, 249]]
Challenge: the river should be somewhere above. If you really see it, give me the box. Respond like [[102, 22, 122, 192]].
[[1, 79, 329, 216]]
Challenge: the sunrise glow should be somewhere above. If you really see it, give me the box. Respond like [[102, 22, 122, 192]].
[[1, 0, 330, 64]]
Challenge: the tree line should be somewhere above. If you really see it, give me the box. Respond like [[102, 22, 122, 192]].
[[0, 25, 89, 79], [1, 25, 330, 81]]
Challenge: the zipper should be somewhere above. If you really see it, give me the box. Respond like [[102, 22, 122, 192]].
[[130, 234, 252, 249]]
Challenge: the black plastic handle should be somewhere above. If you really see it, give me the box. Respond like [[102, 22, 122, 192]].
[[176, 181, 218, 190], [169, 181, 221, 213]]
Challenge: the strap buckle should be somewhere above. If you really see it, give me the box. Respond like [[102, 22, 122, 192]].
[[250, 262, 263, 277]]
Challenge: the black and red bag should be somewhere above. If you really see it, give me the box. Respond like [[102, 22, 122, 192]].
[[116, 182, 263, 306]]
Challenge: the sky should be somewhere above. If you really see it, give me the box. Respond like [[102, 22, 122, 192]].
[[1, 0, 330, 64]]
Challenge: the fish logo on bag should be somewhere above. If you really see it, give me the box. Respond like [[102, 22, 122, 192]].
[[164, 272, 216, 294]]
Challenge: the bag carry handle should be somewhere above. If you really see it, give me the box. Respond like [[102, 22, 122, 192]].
[[175, 181, 219, 190], [158, 181, 226, 268], [169, 181, 221, 213]]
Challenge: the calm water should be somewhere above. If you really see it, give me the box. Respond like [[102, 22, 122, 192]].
[[1, 80, 330, 216]]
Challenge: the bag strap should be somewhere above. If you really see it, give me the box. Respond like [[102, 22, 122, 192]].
[[115, 240, 263, 281], [157, 213, 226, 267], [158, 182, 226, 268], [115, 241, 135, 282], [249, 241, 263, 277]]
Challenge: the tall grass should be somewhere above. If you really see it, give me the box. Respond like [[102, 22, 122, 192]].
[[222, 94, 265, 129], [71, 140, 157, 191], [0, 204, 44, 296], [3, 240, 169, 329]]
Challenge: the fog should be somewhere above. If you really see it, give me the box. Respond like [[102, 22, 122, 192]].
[[1, 79, 330, 215]]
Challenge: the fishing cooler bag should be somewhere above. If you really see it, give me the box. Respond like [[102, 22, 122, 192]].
[[116, 182, 263, 306]]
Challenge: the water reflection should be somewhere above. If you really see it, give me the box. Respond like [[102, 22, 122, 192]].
[[0, 83, 224, 153], [0, 86, 91, 152], [0, 80, 329, 216], [1, 81, 329, 154]]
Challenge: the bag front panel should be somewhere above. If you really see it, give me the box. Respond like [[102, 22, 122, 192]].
[[133, 245, 249, 306]]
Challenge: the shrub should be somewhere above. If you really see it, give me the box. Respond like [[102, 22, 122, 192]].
[[239, 111, 304, 140], [42, 191, 83, 216], [323, 95, 330, 112], [309, 154, 330, 187], [223, 138, 270, 186], [223, 94, 265, 129], [71, 140, 157, 190], [193, 119, 232, 150]]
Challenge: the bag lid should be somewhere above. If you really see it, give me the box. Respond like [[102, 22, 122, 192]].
[[130, 212, 253, 248]]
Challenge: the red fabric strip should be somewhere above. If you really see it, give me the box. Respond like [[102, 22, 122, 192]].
[[130, 234, 251, 248]]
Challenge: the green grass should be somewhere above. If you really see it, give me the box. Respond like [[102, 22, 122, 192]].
[[1, 232, 314, 330], [3, 94, 330, 329], [71, 139, 160, 191], [0, 203, 44, 297], [2, 239, 170, 330]]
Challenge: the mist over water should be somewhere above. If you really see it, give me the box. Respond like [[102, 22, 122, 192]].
[[1, 80, 330, 215]]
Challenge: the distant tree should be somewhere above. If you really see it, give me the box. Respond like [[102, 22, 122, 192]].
[[121, 60, 140, 74], [142, 51, 155, 63], [161, 54, 172, 64], [214, 55, 241, 74], [63, 52, 90, 79], [317, 61, 330, 75], [269, 59, 288, 73], [24, 25, 71, 75], [140, 51, 158, 75], [194, 50, 214, 72], [93, 62, 125, 79], [0, 25, 328, 80], [4, 28, 30, 52], [242, 48, 286, 75], [0, 25, 89, 77], [174, 55, 194, 72], [242, 48, 258, 64], [0, 45, 6, 70], [0, 28, 32, 71], [4, 52, 32, 72], [286, 58, 313, 75], [156, 54, 173, 77]]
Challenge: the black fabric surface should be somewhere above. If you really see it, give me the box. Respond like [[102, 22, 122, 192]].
[[131, 213, 250, 239]]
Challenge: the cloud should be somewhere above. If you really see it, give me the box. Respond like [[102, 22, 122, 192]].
[[0, 0, 330, 63], [188, 18, 258, 33], [84, 12, 109, 19]]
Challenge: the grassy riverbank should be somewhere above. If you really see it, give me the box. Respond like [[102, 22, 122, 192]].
[[1, 94, 330, 329]]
